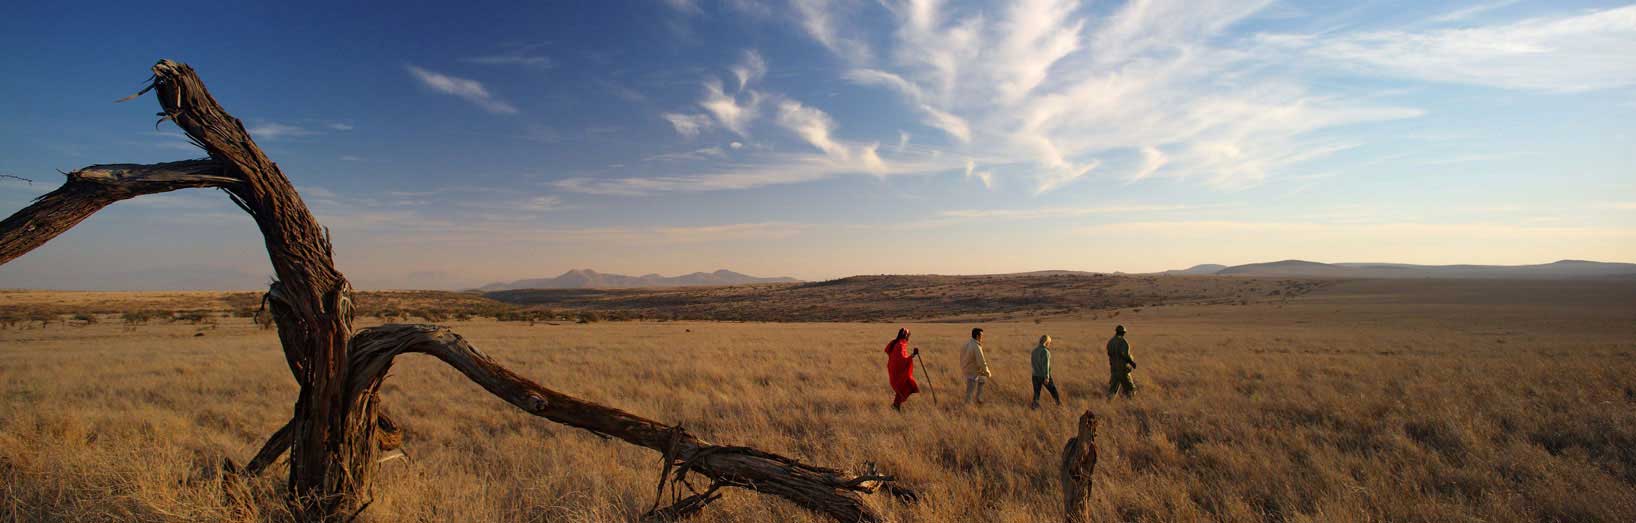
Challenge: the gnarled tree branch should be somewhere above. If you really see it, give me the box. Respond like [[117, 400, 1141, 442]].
[[0, 160, 230, 264], [227, 324, 915, 521], [230, 324, 914, 522]]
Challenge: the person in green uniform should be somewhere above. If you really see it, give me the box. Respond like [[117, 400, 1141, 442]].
[[1030, 334, 1061, 409], [1106, 325, 1136, 399]]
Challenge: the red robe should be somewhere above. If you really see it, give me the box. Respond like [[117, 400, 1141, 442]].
[[886, 337, 918, 406]]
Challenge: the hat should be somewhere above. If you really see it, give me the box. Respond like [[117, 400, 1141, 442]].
[[1115, 325, 1126, 335]]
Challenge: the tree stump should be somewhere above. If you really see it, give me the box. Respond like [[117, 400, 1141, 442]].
[[1060, 410, 1098, 523]]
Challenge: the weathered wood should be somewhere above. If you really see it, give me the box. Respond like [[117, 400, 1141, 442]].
[[1060, 410, 1098, 523], [231, 410, 401, 478], [0, 160, 230, 264], [148, 60, 360, 519], [641, 483, 723, 522], [344, 324, 906, 523], [228, 324, 913, 521]]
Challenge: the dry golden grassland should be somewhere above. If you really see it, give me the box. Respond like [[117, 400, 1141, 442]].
[[2, 278, 1635, 522]]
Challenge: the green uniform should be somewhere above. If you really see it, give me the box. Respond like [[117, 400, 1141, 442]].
[[1106, 335, 1136, 399]]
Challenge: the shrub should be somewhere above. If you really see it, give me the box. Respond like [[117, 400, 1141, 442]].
[[121, 311, 153, 325], [173, 310, 210, 324], [28, 311, 55, 327]]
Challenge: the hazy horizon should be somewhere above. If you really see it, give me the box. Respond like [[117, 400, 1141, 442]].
[[2, 1, 1633, 290], [0, 258, 1631, 292]]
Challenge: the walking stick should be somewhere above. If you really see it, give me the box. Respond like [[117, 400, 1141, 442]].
[[914, 350, 938, 405]]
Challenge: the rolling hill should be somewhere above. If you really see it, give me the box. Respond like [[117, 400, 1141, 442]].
[[483, 272, 1317, 322], [478, 269, 799, 291], [1160, 264, 1228, 276], [1169, 259, 1636, 279]]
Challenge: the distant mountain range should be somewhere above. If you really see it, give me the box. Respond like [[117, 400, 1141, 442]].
[[1160, 264, 1228, 276], [477, 269, 800, 291], [1161, 260, 1636, 279]]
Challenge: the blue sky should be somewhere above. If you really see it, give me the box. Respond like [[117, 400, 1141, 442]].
[[0, 0, 1632, 290]]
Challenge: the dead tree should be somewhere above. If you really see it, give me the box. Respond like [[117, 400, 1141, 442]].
[[0, 60, 913, 522], [1060, 410, 1098, 523]]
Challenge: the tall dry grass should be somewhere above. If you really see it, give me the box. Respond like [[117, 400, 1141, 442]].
[[3, 281, 1635, 522]]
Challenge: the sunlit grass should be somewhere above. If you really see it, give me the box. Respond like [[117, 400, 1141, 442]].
[[3, 282, 1634, 522]]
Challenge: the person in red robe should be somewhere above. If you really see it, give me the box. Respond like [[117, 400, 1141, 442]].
[[885, 328, 920, 410]]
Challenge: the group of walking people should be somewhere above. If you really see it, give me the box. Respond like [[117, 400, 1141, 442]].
[[884, 325, 1138, 410]]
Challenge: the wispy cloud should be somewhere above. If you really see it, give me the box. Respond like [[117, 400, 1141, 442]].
[[580, 1, 1620, 197], [791, 0, 871, 61], [672, 50, 771, 138], [653, 222, 807, 243], [699, 78, 759, 136], [552, 147, 962, 196], [1269, 5, 1636, 92], [662, 112, 713, 137], [462, 54, 553, 68], [731, 50, 767, 91], [1130, 146, 1168, 182], [662, 0, 703, 15], [405, 65, 519, 114], [1429, 0, 1521, 23], [963, 160, 993, 189], [796, 0, 1421, 193], [247, 122, 317, 140], [1075, 220, 1636, 240], [942, 204, 1195, 220], [844, 68, 972, 142], [775, 99, 848, 159], [457, 194, 566, 213], [645, 146, 729, 162]]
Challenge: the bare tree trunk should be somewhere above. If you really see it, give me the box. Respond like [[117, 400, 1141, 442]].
[[144, 60, 364, 519], [0, 59, 916, 523], [1061, 410, 1098, 523]]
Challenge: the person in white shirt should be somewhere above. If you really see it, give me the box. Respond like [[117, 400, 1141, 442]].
[[960, 327, 992, 404]]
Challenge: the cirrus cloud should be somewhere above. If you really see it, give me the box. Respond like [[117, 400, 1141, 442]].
[[405, 64, 519, 114]]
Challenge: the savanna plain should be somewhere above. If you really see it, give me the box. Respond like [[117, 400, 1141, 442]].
[[2, 277, 1634, 522]]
